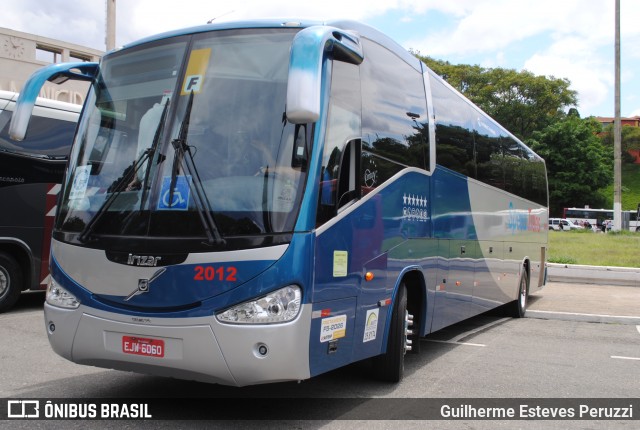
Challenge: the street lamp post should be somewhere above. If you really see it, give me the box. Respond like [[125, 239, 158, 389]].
[[613, 0, 622, 231]]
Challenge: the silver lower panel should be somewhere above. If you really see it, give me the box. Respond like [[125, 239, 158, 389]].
[[44, 303, 312, 386]]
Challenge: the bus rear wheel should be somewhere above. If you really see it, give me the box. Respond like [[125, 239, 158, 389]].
[[0, 252, 23, 313], [508, 268, 529, 318], [372, 283, 412, 382]]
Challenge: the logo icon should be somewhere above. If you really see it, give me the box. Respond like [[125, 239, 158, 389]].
[[125, 268, 166, 301], [7, 400, 40, 418]]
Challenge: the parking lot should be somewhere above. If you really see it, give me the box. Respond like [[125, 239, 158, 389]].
[[1, 280, 639, 429]]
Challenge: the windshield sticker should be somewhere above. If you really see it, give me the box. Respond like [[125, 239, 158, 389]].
[[274, 179, 295, 212], [157, 175, 191, 210], [69, 165, 91, 200], [181, 48, 211, 95], [320, 314, 347, 343], [363, 308, 379, 343], [333, 250, 348, 277]]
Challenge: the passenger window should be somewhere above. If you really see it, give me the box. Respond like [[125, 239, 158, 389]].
[[361, 40, 429, 171], [317, 61, 361, 226], [430, 77, 476, 177], [337, 139, 361, 210]]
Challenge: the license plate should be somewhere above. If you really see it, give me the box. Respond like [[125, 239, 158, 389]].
[[122, 336, 164, 358]]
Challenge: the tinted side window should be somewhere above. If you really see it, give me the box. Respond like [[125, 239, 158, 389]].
[[475, 115, 506, 189], [361, 39, 428, 176], [317, 61, 361, 226], [431, 75, 548, 206], [504, 139, 547, 206], [430, 76, 475, 177], [0, 110, 76, 158]]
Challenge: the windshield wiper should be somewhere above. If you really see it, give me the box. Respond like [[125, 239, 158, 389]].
[[169, 91, 225, 246], [78, 100, 170, 243]]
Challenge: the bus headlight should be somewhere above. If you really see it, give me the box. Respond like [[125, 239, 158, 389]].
[[216, 285, 301, 324], [46, 279, 80, 309]]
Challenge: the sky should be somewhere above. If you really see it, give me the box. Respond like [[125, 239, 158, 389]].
[[1, 0, 639, 118]]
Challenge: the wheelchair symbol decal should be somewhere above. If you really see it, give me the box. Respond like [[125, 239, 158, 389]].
[[158, 175, 191, 210]]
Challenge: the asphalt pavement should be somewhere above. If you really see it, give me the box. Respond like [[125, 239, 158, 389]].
[[527, 264, 640, 325]]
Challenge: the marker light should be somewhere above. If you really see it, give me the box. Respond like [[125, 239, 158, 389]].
[[46, 279, 80, 309], [216, 285, 301, 324]]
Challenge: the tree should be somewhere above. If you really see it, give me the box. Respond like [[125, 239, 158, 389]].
[[528, 117, 612, 215], [599, 124, 640, 163], [416, 55, 578, 141]]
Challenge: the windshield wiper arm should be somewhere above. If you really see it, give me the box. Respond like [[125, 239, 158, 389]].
[[78, 101, 170, 243], [169, 91, 225, 246], [138, 100, 170, 209]]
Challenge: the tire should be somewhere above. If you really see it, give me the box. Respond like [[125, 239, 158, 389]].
[[0, 252, 23, 313], [372, 283, 411, 382], [508, 268, 529, 318]]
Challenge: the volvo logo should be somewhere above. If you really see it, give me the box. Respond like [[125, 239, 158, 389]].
[[127, 253, 162, 267], [124, 268, 166, 301]]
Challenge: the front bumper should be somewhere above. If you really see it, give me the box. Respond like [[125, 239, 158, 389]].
[[44, 303, 312, 386]]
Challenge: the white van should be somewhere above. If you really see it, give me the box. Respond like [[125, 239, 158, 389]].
[[548, 218, 583, 231]]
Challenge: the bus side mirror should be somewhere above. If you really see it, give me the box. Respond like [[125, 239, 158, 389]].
[[286, 26, 363, 124], [9, 62, 98, 141]]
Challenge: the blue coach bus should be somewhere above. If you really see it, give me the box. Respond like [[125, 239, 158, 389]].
[[11, 19, 548, 385]]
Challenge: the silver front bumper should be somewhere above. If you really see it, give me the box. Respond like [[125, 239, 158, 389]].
[[44, 303, 312, 386]]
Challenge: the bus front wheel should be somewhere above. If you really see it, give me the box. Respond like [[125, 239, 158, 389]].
[[0, 252, 23, 313], [372, 283, 411, 382]]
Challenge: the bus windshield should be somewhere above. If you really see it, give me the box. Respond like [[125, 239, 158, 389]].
[[55, 28, 305, 249]]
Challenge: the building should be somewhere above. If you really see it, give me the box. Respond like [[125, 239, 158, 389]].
[[0, 27, 103, 105], [595, 116, 640, 128]]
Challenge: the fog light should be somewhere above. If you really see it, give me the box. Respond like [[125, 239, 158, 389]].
[[253, 343, 269, 359]]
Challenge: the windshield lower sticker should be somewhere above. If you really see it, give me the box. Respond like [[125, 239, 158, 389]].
[[158, 175, 191, 210], [69, 165, 91, 200]]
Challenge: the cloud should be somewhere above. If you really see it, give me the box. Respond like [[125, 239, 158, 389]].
[[404, 0, 614, 58], [525, 52, 609, 115], [0, 0, 104, 49], [2, 0, 639, 117]]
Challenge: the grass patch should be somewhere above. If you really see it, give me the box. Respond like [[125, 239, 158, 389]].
[[548, 230, 640, 267]]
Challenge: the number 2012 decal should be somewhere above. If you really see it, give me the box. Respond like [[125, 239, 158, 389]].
[[193, 266, 238, 282]]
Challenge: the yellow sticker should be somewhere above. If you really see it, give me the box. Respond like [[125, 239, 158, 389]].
[[320, 315, 347, 343], [181, 48, 211, 95], [333, 250, 348, 277]]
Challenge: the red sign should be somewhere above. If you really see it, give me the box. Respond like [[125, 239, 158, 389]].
[[122, 336, 164, 358]]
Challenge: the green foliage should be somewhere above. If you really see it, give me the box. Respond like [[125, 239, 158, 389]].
[[599, 124, 640, 159], [528, 117, 612, 215], [596, 163, 640, 210], [417, 55, 578, 141]]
